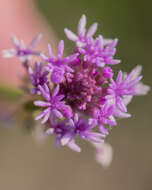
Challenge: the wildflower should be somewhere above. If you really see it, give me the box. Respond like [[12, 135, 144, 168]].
[[3, 14, 150, 166], [107, 66, 145, 114], [65, 15, 120, 67], [92, 105, 116, 135], [64, 14, 98, 47], [77, 35, 120, 67], [69, 113, 105, 143], [2, 34, 42, 62], [46, 120, 73, 147], [41, 40, 77, 84], [28, 62, 49, 95], [45, 113, 104, 152], [34, 84, 72, 123], [45, 117, 81, 152], [60, 66, 104, 111], [123, 65, 150, 96]]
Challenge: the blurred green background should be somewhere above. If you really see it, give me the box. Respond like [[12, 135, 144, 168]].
[[0, 0, 152, 190]]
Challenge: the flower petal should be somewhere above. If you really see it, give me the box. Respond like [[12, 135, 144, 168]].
[[64, 28, 78, 41], [78, 14, 86, 37], [87, 23, 98, 37], [58, 40, 64, 58], [67, 140, 81, 152]]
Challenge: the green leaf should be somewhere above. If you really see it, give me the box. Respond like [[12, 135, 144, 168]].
[[0, 84, 23, 102], [23, 100, 40, 112]]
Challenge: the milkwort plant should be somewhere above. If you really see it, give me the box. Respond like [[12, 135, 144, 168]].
[[2, 15, 150, 167]]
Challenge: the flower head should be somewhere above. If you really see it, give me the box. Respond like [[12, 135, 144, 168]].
[[2, 34, 42, 62], [69, 113, 105, 143], [92, 104, 116, 135], [34, 84, 72, 123], [107, 66, 145, 114], [41, 40, 77, 84], [45, 117, 81, 152], [77, 35, 120, 67], [64, 14, 98, 47], [65, 15, 120, 67], [28, 62, 49, 95], [3, 14, 150, 166]]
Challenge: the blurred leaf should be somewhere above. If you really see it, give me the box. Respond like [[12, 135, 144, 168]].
[[0, 84, 23, 102], [23, 99, 40, 112]]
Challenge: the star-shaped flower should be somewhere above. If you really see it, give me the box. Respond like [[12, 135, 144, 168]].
[[91, 104, 116, 135], [64, 14, 98, 47], [2, 34, 42, 62], [45, 117, 81, 152], [78, 35, 120, 67], [28, 62, 49, 95], [41, 40, 77, 84], [34, 84, 72, 123], [69, 113, 105, 143]]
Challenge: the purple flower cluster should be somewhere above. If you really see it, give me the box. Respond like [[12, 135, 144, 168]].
[[3, 15, 150, 164]]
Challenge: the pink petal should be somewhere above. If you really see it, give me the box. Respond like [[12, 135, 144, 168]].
[[67, 140, 81, 152], [64, 28, 78, 41], [135, 82, 150, 95], [28, 33, 42, 49], [91, 142, 113, 168], [48, 43, 54, 57], [58, 40, 64, 58], [53, 109, 63, 119], [77, 14, 86, 37], [52, 84, 60, 97], [11, 35, 20, 47], [61, 135, 71, 146], [41, 110, 50, 124], [87, 23, 98, 37], [34, 101, 50, 107]]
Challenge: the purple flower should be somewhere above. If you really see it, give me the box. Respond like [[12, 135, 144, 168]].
[[78, 35, 120, 67], [45, 118, 81, 152], [2, 34, 42, 62], [64, 14, 120, 67], [110, 69, 142, 95], [69, 113, 105, 143], [106, 93, 132, 119], [64, 14, 98, 47], [28, 62, 49, 95], [59, 65, 109, 112], [105, 65, 150, 119], [123, 65, 150, 96], [45, 113, 105, 152], [34, 84, 72, 123], [107, 67, 143, 113], [41, 40, 77, 84], [92, 104, 116, 135], [3, 14, 150, 163], [102, 67, 114, 79], [46, 121, 73, 147]]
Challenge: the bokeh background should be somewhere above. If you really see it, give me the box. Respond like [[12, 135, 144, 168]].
[[0, 0, 152, 190]]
